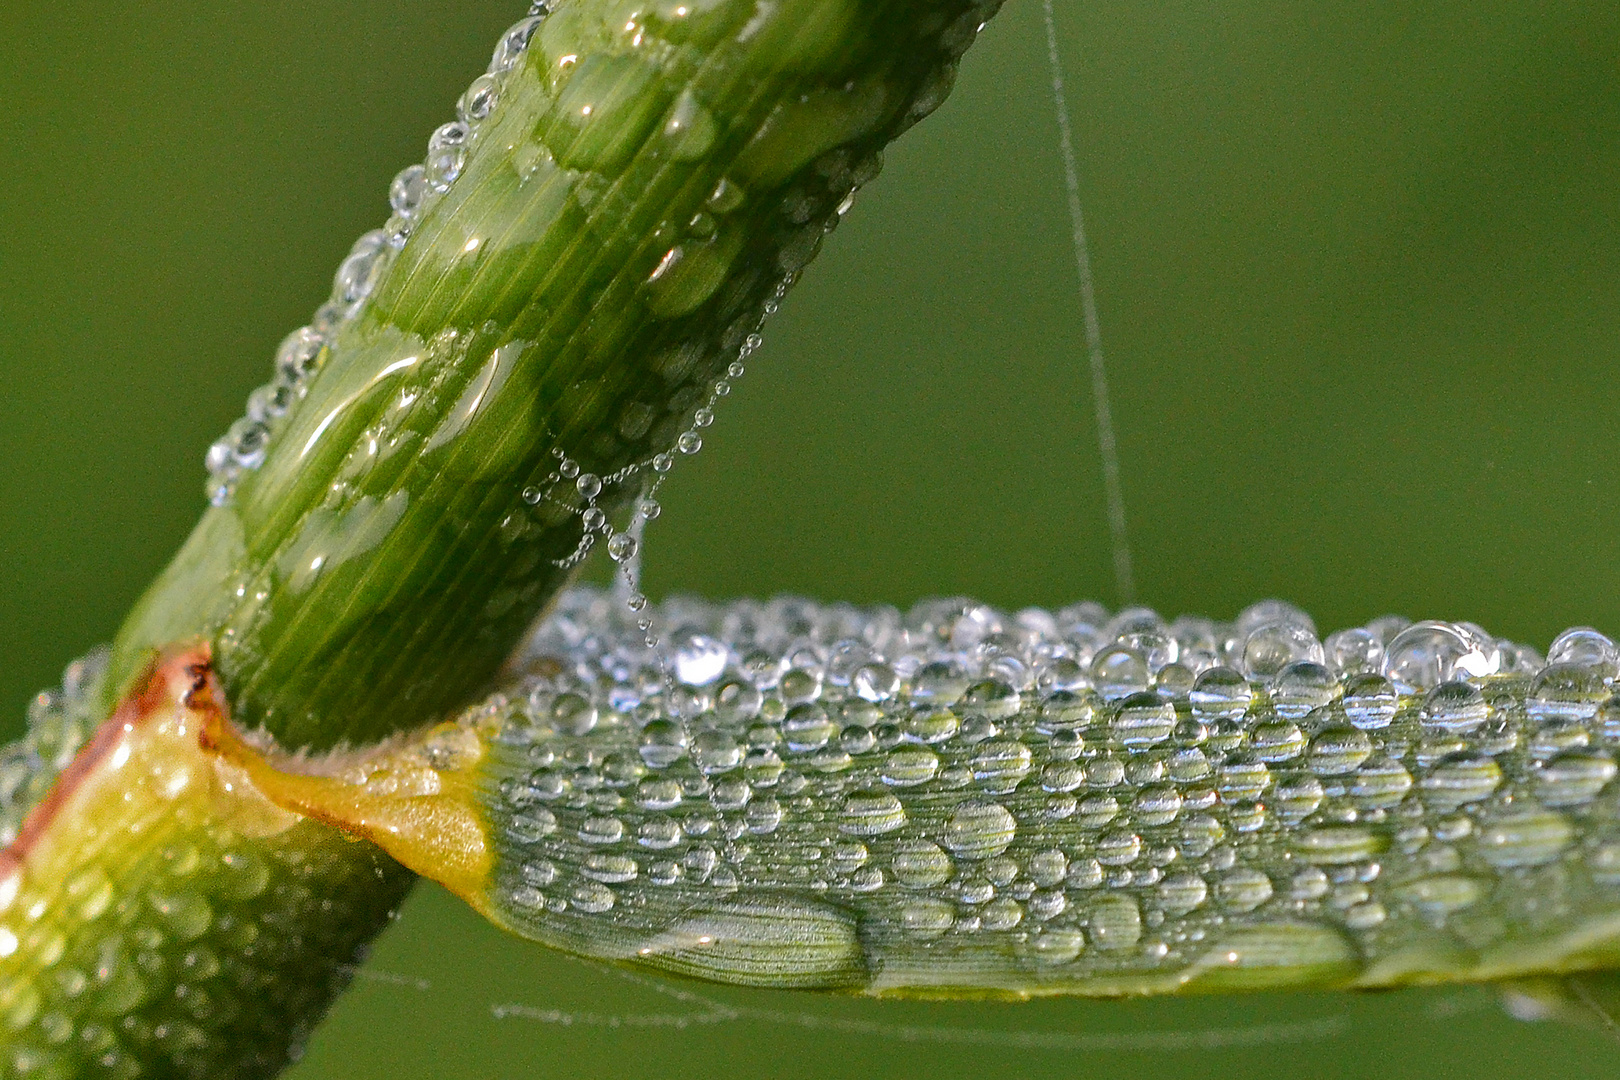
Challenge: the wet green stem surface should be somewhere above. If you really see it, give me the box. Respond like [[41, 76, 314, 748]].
[[109, 0, 999, 753]]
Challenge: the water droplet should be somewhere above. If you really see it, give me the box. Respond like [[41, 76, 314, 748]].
[[1157, 872, 1208, 915], [1308, 726, 1373, 776], [1270, 662, 1337, 720], [970, 740, 1032, 793], [579, 816, 626, 845], [1476, 808, 1574, 868], [571, 882, 616, 914], [639, 720, 688, 768], [848, 663, 898, 703], [961, 680, 1021, 719], [636, 778, 683, 811], [1536, 751, 1617, 807], [1026, 927, 1085, 964], [1421, 681, 1488, 734], [1096, 830, 1143, 866], [1092, 646, 1151, 700], [1420, 752, 1501, 812], [783, 704, 836, 752], [678, 431, 702, 454], [489, 14, 543, 73], [507, 808, 558, 843], [1272, 772, 1325, 823], [1548, 626, 1620, 680], [745, 797, 783, 835], [1398, 875, 1483, 919], [1341, 673, 1398, 730], [607, 532, 638, 562], [1342, 901, 1387, 930], [900, 899, 955, 939], [1384, 621, 1499, 692], [670, 631, 728, 685], [1325, 627, 1385, 677], [1250, 720, 1306, 762], [880, 746, 939, 787], [838, 790, 908, 835], [1112, 693, 1176, 749], [1087, 895, 1143, 950], [912, 662, 969, 705], [638, 818, 684, 849], [1218, 756, 1272, 802], [1294, 824, 1387, 865], [457, 72, 500, 123], [1216, 868, 1274, 912], [1242, 622, 1324, 679], [943, 801, 1018, 860], [582, 854, 639, 883], [1132, 784, 1184, 826], [1527, 664, 1608, 724], [1189, 667, 1253, 723], [904, 707, 959, 745]]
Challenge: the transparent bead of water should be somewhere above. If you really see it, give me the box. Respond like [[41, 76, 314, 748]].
[[892, 841, 953, 887], [1158, 872, 1208, 915], [1341, 673, 1398, 730], [1547, 627, 1620, 680], [1420, 681, 1489, 734], [1189, 667, 1252, 722], [961, 679, 1020, 719], [458, 73, 500, 124], [275, 327, 324, 384], [1308, 726, 1373, 776], [1420, 752, 1502, 812], [1216, 868, 1273, 912], [490, 15, 543, 73], [1107, 609, 1178, 670], [1536, 751, 1617, 808], [1112, 693, 1176, 749], [1324, 627, 1384, 676], [1092, 645, 1150, 700], [1237, 599, 1316, 637], [576, 473, 602, 499], [333, 230, 388, 305], [652, 452, 674, 473], [1241, 621, 1324, 679], [912, 661, 968, 704], [677, 432, 702, 454], [692, 730, 743, 775], [1384, 621, 1499, 692], [1526, 663, 1607, 724], [426, 122, 471, 188], [1351, 754, 1413, 808], [582, 507, 606, 531], [1270, 661, 1337, 720], [607, 533, 638, 562], [638, 720, 688, 768], [943, 801, 1018, 860], [226, 418, 270, 470], [1476, 808, 1574, 868], [851, 663, 898, 703], [246, 381, 294, 424], [671, 631, 727, 685]]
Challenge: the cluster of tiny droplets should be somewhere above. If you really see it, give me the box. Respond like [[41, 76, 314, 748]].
[[202, 13, 550, 507], [474, 591, 1620, 972], [0, 649, 109, 846]]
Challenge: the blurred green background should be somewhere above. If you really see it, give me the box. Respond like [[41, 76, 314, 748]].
[[4, 0, 1620, 1075]]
